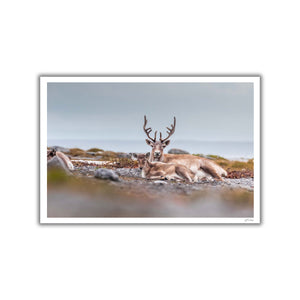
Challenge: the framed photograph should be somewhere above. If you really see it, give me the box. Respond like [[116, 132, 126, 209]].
[[40, 76, 260, 224]]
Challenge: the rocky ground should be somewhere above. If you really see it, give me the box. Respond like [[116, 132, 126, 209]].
[[70, 160, 254, 192], [47, 147, 254, 218]]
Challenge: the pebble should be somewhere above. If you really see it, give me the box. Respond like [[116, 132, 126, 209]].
[[153, 180, 168, 185]]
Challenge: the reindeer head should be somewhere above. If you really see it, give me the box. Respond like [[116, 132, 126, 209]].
[[143, 115, 176, 161], [47, 148, 57, 161], [130, 152, 150, 169]]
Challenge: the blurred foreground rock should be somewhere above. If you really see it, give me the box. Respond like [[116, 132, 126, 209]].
[[94, 168, 120, 181], [168, 148, 189, 154]]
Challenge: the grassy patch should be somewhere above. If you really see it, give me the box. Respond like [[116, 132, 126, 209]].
[[69, 148, 87, 156], [99, 151, 119, 160], [68, 148, 133, 162], [193, 154, 254, 172], [193, 154, 205, 157], [69, 148, 105, 157], [215, 158, 254, 171], [193, 154, 227, 160], [87, 148, 103, 152], [48, 169, 117, 195], [47, 169, 70, 184], [206, 154, 227, 160], [231, 161, 247, 169]]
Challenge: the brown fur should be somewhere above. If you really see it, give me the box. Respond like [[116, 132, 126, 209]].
[[161, 154, 227, 181], [146, 141, 227, 181], [142, 160, 198, 183], [47, 149, 74, 170], [135, 153, 150, 169], [47, 149, 56, 161]]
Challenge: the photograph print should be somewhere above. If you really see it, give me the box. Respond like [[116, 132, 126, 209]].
[[40, 76, 260, 223]]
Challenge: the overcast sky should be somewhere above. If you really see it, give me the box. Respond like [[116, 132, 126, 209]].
[[47, 82, 253, 141]]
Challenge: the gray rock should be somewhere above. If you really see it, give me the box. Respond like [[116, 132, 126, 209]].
[[94, 168, 120, 181], [168, 148, 190, 154], [50, 146, 70, 153], [47, 156, 71, 174]]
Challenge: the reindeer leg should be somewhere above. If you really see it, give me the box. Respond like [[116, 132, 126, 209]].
[[175, 166, 193, 183], [148, 171, 166, 180], [201, 165, 223, 181]]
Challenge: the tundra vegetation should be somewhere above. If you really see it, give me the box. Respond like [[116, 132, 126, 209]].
[[54, 147, 254, 174], [87, 147, 104, 152]]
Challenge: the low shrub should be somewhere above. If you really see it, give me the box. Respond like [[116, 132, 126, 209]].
[[87, 148, 103, 152], [69, 148, 87, 156]]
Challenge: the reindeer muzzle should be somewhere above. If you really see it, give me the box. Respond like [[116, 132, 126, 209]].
[[154, 151, 161, 159]]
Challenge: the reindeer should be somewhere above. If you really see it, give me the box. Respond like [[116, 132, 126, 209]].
[[143, 116, 227, 181], [142, 160, 199, 183], [47, 148, 74, 170], [130, 152, 150, 169], [47, 149, 57, 161]]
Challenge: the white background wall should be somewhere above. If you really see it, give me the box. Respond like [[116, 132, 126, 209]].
[[1, 1, 299, 299]]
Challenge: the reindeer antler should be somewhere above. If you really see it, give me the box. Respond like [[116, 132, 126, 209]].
[[143, 115, 157, 142], [160, 117, 176, 143]]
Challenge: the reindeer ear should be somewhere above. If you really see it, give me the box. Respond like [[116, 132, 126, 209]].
[[145, 139, 154, 146], [145, 152, 150, 158], [162, 140, 170, 147]]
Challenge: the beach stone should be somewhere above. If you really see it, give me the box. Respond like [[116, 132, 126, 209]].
[[94, 168, 120, 181], [168, 148, 189, 154], [50, 146, 70, 153], [47, 156, 71, 174]]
